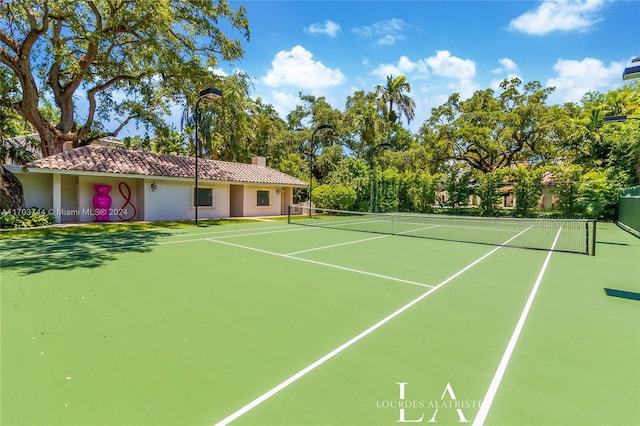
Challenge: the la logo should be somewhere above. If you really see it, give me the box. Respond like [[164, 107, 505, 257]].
[[396, 382, 470, 423], [426, 383, 469, 423]]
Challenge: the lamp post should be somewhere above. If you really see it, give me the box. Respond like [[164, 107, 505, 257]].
[[369, 143, 392, 213], [603, 115, 640, 123], [622, 57, 640, 81], [308, 124, 334, 217], [194, 87, 222, 226]]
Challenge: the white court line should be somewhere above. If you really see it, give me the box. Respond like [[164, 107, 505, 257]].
[[395, 224, 441, 235], [206, 238, 433, 289], [285, 234, 390, 256], [212, 226, 534, 426], [472, 227, 562, 426]]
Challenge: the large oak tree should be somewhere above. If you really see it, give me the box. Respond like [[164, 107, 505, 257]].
[[0, 0, 249, 156]]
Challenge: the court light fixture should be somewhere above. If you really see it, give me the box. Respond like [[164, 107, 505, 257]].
[[194, 87, 222, 226], [623, 57, 640, 81], [308, 124, 335, 217], [603, 115, 640, 123]]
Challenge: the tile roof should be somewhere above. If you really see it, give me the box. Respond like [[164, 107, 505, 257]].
[[26, 145, 307, 187]]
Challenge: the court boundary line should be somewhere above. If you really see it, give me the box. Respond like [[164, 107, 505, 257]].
[[472, 227, 562, 426], [212, 226, 534, 426], [206, 238, 434, 289]]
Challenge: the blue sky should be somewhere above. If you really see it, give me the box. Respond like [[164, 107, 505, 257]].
[[192, 0, 639, 133]]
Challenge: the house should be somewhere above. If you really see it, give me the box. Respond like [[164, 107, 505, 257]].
[[6, 145, 307, 223]]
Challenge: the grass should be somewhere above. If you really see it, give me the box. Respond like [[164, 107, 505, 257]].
[[0, 218, 277, 239]]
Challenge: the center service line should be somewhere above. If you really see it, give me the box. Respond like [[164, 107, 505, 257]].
[[472, 227, 562, 426], [212, 226, 534, 426]]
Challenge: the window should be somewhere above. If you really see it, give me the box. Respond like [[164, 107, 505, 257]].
[[257, 190, 270, 206], [194, 188, 213, 206]]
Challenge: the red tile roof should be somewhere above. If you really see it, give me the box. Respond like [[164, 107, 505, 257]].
[[26, 145, 307, 187]]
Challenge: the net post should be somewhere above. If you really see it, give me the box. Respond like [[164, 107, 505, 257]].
[[585, 221, 589, 255], [591, 221, 597, 256], [287, 204, 291, 224]]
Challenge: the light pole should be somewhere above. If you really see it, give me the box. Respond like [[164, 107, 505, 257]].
[[308, 124, 334, 217], [369, 143, 392, 213], [622, 57, 640, 80], [194, 87, 222, 226], [603, 115, 640, 123]]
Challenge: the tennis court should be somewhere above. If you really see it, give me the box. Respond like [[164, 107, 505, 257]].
[[1, 213, 638, 426]]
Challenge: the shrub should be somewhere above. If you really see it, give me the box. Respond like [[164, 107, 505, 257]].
[[312, 184, 357, 211], [0, 208, 55, 229]]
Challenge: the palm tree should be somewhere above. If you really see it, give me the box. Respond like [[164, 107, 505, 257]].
[[375, 75, 416, 125]]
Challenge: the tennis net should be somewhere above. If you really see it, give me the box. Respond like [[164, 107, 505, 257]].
[[288, 206, 596, 255]]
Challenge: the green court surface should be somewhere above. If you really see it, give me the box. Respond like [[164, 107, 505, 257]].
[[1, 220, 638, 426]]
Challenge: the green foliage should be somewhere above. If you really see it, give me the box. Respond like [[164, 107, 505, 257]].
[[327, 158, 370, 210], [442, 164, 472, 211], [372, 168, 400, 213], [551, 165, 583, 218], [474, 169, 507, 216], [375, 75, 416, 125], [508, 165, 543, 217], [0, 208, 55, 228], [1, 0, 250, 154], [311, 184, 357, 211], [427, 78, 561, 172], [399, 170, 438, 213], [577, 169, 621, 220]]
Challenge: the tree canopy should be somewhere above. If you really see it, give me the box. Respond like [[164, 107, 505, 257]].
[[0, 0, 249, 156]]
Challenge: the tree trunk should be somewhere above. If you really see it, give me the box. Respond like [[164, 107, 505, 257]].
[[0, 166, 25, 210]]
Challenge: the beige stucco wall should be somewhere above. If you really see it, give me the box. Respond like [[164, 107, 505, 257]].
[[17, 172, 52, 209], [143, 179, 230, 221], [242, 186, 283, 217], [13, 168, 299, 222]]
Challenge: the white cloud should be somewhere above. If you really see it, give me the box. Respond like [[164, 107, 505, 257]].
[[371, 55, 429, 79], [208, 67, 228, 77], [492, 58, 520, 74], [426, 50, 476, 80], [490, 58, 522, 89], [306, 20, 340, 37], [268, 90, 300, 119], [352, 18, 413, 46], [546, 57, 625, 103], [261, 45, 345, 90], [448, 79, 480, 100], [509, 0, 606, 35]]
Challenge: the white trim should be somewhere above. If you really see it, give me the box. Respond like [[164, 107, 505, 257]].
[[52, 174, 62, 224]]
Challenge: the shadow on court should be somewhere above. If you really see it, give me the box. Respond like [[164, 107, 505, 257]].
[[604, 288, 640, 301], [0, 229, 174, 275]]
